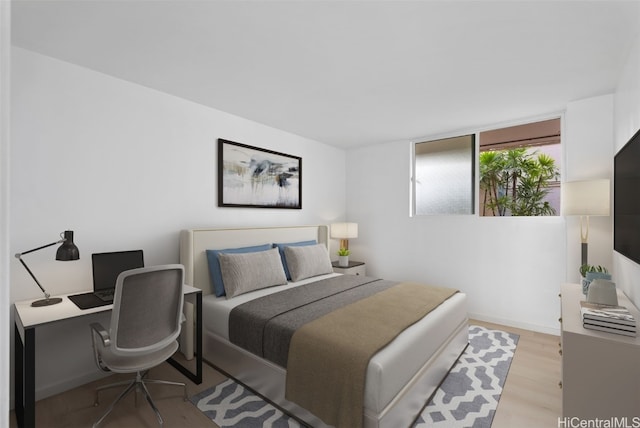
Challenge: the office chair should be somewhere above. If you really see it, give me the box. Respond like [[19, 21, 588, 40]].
[[90, 264, 188, 427]]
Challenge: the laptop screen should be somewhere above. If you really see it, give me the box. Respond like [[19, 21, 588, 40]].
[[92, 250, 144, 292]]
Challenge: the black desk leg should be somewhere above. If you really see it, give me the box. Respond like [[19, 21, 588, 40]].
[[168, 292, 203, 384], [15, 323, 35, 428], [196, 291, 202, 383]]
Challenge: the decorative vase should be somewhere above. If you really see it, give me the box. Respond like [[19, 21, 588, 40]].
[[581, 277, 590, 295], [582, 271, 612, 295], [586, 279, 618, 306], [338, 255, 349, 267]]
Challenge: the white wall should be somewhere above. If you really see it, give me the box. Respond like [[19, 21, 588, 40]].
[[346, 96, 614, 335], [1, 0, 11, 424], [10, 47, 346, 400], [614, 30, 640, 308], [564, 94, 614, 281]]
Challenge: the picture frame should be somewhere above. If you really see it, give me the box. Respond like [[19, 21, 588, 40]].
[[218, 139, 302, 209]]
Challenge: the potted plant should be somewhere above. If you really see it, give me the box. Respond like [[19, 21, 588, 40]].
[[337, 248, 350, 267], [579, 264, 611, 295]]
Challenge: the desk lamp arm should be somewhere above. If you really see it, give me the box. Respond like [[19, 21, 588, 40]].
[[15, 240, 64, 299]]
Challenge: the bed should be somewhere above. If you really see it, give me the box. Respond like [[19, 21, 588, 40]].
[[180, 225, 468, 428]]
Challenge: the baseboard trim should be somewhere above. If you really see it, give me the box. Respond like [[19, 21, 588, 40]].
[[469, 312, 560, 336]]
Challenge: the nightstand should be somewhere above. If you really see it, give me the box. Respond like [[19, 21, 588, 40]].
[[332, 261, 366, 276]]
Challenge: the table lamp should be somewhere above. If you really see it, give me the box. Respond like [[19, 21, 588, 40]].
[[331, 222, 358, 250], [15, 230, 80, 307], [561, 179, 610, 266]]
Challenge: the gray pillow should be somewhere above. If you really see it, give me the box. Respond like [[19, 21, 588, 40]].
[[284, 244, 333, 282], [218, 248, 287, 298]]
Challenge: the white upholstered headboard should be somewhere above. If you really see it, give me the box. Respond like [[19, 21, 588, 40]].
[[180, 225, 330, 295]]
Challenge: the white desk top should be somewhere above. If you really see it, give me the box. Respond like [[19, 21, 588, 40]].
[[14, 285, 200, 329]]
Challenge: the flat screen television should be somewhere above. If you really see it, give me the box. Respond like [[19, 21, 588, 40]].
[[614, 127, 640, 264]]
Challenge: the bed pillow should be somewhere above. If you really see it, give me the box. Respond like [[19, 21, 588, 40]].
[[284, 244, 333, 282], [218, 248, 288, 299], [273, 240, 317, 280], [206, 244, 272, 297]]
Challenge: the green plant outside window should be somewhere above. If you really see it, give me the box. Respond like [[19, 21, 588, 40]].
[[479, 148, 560, 216]]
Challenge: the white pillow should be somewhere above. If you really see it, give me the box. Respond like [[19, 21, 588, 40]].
[[218, 248, 287, 298], [284, 244, 333, 282]]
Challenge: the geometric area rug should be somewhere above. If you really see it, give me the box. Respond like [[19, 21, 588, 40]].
[[412, 325, 519, 428], [190, 325, 519, 428], [191, 377, 302, 428]]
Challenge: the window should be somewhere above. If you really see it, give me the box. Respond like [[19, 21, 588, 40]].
[[478, 118, 561, 216], [411, 118, 561, 217], [413, 134, 475, 215]]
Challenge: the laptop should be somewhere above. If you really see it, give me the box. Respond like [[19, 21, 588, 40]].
[[92, 250, 144, 302]]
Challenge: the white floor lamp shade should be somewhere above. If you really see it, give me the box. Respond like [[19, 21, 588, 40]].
[[561, 179, 610, 266]]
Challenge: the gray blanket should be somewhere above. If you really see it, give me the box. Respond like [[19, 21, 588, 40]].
[[228, 275, 398, 367]]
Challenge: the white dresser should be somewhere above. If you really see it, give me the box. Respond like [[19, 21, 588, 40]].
[[560, 283, 640, 419]]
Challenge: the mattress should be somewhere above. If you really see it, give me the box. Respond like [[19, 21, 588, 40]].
[[201, 273, 468, 414]]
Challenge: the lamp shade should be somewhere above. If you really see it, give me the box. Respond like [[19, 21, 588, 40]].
[[56, 230, 80, 261], [330, 223, 358, 239], [561, 179, 610, 216]]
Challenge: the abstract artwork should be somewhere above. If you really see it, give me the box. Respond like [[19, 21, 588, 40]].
[[218, 139, 302, 209]]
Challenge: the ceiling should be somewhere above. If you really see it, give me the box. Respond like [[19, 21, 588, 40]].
[[11, 0, 640, 149]]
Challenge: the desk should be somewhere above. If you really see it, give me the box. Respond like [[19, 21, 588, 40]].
[[14, 285, 202, 428]]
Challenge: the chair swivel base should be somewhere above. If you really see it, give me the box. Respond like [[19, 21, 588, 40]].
[[93, 371, 187, 427]]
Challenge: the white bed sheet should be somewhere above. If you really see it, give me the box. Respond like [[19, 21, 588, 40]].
[[201, 273, 468, 414]]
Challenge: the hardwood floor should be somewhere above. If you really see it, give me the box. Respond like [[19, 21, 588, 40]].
[[473, 320, 562, 428], [10, 356, 226, 428], [10, 320, 561, 428]]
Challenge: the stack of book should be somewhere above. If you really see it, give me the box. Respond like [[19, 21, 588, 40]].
[[580, 301, 637, 337]]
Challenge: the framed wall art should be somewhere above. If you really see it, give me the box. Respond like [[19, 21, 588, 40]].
[[218, 139, 302, 209]]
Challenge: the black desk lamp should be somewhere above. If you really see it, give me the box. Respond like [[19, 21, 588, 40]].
[[15, 230, 80, 307]]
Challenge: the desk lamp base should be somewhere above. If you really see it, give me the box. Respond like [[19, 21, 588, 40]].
[[31, 297, 63, 307]]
